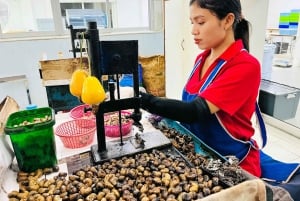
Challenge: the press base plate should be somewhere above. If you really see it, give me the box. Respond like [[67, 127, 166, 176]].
[[91, 130, 172, 164]]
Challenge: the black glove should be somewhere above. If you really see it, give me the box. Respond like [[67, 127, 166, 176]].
[[140, 92, 211, 123], [140, 91, 156, 110]]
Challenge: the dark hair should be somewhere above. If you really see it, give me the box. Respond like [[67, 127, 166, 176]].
[[190, 0, 250, 51]]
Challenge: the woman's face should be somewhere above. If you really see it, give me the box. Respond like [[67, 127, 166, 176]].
[[189, 3, 228, 50]]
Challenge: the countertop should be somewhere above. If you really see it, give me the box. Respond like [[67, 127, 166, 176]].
[[0, 112, 279, 201], [0, 110, 157, 200]]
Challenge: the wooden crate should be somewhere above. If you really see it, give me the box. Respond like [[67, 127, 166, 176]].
[[39, 57, 89, 81]]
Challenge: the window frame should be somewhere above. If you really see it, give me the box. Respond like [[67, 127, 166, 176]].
[[0, 0, 163, 40]]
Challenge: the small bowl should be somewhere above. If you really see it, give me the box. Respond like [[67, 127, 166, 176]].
[[55, 119, 96, 148], [104, 111, 133, 137]]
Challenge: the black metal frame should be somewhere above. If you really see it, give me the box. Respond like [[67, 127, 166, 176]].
[[76, 21, 142, 162], [68, 25, 87, 58]]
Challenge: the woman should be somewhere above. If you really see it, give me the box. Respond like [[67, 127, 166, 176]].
[[140, 0, 262, 177]]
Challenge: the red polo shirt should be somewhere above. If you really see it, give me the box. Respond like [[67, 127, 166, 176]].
[[185, 40, 262, 176]]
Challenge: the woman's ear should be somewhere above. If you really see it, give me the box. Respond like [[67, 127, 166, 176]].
[[223, 13, 235, 30]]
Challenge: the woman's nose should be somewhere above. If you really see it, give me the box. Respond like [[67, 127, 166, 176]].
[[191, 24, 198, 35]]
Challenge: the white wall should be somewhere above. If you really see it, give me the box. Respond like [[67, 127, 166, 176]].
[[241, 0, 270, 63], [0, 32, 164, 109], [164, 0, 185, 99]]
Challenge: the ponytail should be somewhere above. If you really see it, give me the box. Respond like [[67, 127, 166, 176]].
[[234, 18, 251, 52]]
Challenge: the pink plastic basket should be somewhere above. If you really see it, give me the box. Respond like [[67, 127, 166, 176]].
[[55, 119, 96, 148], [104, 111, 133, 137], [70, 104, 95, 120]]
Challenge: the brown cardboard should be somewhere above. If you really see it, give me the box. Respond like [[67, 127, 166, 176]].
[[0, 96, 19, 134], [39, 57, 89, 81]]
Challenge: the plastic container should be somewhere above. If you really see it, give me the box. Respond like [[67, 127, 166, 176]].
[[55, 119, 96, 148], [45, 85, 81, 113], [104, 111, 133, 137], [259, 79, 300, 120], [279, 28, 297, 36], [4, 107, 57, 172]]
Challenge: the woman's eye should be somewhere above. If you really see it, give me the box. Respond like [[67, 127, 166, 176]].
[[190, 20, 204, 25]]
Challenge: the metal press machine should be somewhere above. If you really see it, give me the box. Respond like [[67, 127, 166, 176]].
[[74, 21, 171, 164]]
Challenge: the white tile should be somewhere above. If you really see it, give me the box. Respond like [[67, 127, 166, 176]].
[[288, 157, 300, 163], [263, 145, 299, 163], [262, 123, 300, 163]]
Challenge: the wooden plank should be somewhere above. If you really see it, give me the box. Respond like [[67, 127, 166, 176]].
[[39, 57, 89, 81], [0, 75, 26, 83]]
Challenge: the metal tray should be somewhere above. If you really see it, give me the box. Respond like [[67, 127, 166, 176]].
[[158, 118, 227, 161], [157, 118, 247, 186], [60, 145, 230, 189]]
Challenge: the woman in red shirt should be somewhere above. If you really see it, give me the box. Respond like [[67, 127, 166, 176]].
[[141, 0, 261, 177], [141, 1, 300, 199], [141, 1, 300, 200]]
